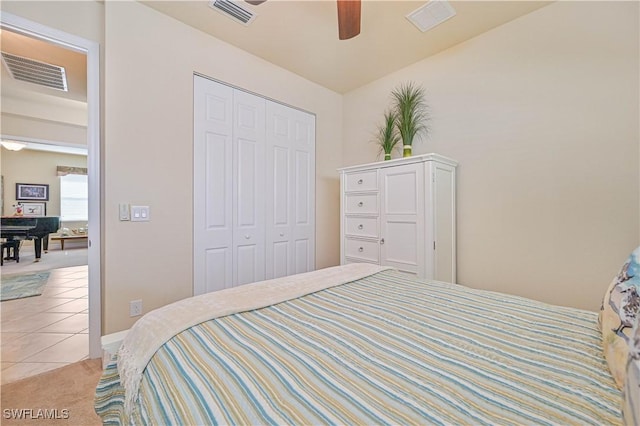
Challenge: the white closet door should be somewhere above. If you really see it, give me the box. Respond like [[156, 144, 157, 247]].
[[265, 102, 315, 279], [265, 102, 292, 279], [233, 90, 266, 286], [291, 108, 315, 274], [193, 76, 234, 295], [379, 162, 424, 275]]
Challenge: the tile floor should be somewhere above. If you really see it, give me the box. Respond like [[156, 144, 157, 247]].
[[1, 265, 89, 384]]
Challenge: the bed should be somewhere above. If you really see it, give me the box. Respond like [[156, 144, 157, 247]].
[[95, 262, 638, 425]]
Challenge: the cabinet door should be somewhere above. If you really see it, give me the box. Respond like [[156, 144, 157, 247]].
[[232, 90, 266, 286], [432, 163, 456, 283], [193, 76, 234, 295], [379, 163, 424, 275]]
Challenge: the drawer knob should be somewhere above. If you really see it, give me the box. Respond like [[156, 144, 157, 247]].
[[380, 238, 385, 245], [358, 202, 364, 207], [245, 234, 251, 240], [358, 247, 364, 252], [279, 232, 285, 237], [357, 179, 363, 184], [358, 224, 364, 230]]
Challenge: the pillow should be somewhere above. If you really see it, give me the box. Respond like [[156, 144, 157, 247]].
[[600, 246, 640, 389], [622, 315, 639, 426]]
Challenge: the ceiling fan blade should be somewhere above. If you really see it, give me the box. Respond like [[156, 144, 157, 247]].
[[245, 0, 267, 5], [337, 0, 361, 40]]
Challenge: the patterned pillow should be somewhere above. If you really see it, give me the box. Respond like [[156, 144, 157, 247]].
[[622, 315, 639, 425], [600, 246, 640, 389]]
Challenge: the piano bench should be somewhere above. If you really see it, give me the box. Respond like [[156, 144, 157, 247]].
[[1, 240, 21, 266]]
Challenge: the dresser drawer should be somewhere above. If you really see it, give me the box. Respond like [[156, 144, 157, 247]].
[[345, 193, 378, 215], [345, 238, 379, 263], [345, 171, 377, 192], [345, 216, 379, 238]]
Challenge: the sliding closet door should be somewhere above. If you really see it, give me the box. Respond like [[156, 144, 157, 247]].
[[193, 76, 234, 295], [232, 90, 266, 286], [265, 102, 315, 279]]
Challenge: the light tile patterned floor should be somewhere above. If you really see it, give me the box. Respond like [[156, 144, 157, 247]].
[[1, 265, 88, 384]]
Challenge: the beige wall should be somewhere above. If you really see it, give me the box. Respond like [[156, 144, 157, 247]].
[[5, 0, 638, 335], [103, 2, 343, 333], [0, 1, 103, 43], [1, 114, 87, 146], [1, 147, 87, 220], [343, 1, 640, 310]]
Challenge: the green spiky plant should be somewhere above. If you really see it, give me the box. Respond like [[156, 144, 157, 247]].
[[375, 109, 401, 161], [391, 82, 429, 157]]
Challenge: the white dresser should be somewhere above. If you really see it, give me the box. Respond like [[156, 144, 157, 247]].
[[338, 154, 457, 282]]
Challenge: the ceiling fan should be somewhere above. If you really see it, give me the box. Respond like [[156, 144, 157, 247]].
[[245, 0, 362, 40]]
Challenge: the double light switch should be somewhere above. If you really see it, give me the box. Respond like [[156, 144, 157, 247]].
[[119, 204, 150, 222]]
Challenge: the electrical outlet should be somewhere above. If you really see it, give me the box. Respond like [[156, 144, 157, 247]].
[[129, 299, 143, 317]]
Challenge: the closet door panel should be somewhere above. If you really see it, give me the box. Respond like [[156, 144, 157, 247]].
[[194, 76, 233, 295], [265, 103, 292, 279], [294, 239, 310, 274], [273, 147, 290, 225], [233, 90, 266, 286], [266, 103, 315, 278], [205, 248, 232, 290], [295, 150, 311, 225], [236, 245, 258, 286], [272, 241, 289, 279], [291, 109, 316, 273], [236, 139, 258, 226]]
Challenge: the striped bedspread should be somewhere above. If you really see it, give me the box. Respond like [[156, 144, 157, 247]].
[[95, 269, 621, 425]]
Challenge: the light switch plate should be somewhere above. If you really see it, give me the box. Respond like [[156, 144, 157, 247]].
[[130, 205, 150, 222], [119, 203, 130, 221]]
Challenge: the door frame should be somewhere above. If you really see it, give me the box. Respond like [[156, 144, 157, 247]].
[[1, 12, 102, 358]]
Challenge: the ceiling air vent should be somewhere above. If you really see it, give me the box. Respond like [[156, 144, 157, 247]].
[[406, 0, 456, 33], [1, 51, 68, 92], [209, 0, 257, 25]]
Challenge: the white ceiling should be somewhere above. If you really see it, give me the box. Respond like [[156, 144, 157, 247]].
[[142, 0, 552, 93]]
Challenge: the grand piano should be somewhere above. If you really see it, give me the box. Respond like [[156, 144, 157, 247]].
[[1, 216, 60, 261]]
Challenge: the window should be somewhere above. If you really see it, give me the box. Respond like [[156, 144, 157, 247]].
[[60, 174, 88, 221]]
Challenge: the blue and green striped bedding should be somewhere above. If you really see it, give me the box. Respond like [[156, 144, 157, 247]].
[[95, 269, 621, 425]]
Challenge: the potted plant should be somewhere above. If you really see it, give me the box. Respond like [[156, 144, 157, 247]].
[[375, 110, 400, 161], [391, 82, 429, 157]]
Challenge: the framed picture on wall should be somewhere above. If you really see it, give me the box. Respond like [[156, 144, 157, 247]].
[[15, 183, 49, 201], [19, 202, 46, 217]]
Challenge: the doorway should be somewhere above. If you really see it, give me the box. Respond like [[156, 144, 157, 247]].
[[0, 12, 101, 379]]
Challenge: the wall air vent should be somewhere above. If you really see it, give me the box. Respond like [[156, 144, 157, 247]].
[[209, 0, 257, 25], [1, 52, 68, 92], [406, 0, 456, 33]]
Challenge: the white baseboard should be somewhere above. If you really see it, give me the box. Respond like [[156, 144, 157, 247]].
[[101, 329, 129, 367]]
